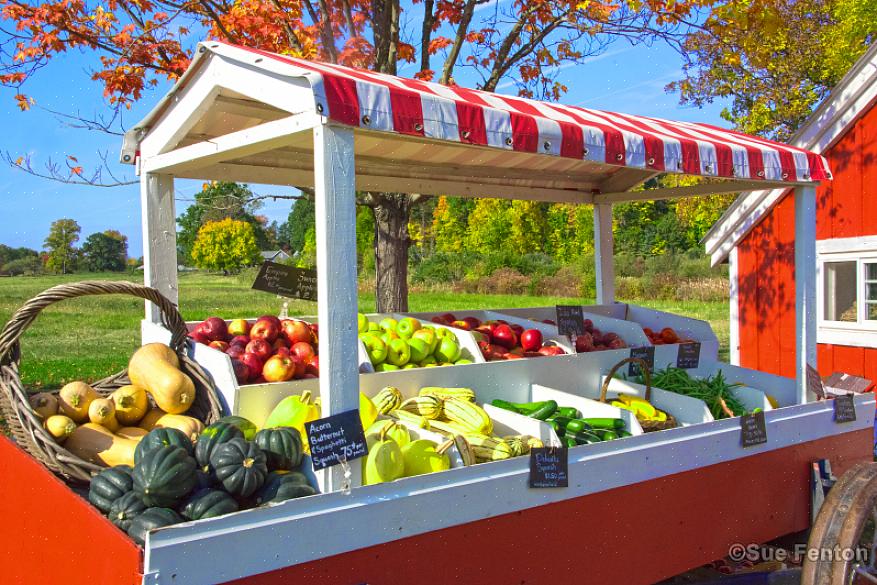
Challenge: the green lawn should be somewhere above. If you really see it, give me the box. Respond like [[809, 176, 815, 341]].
[[0, 272, 729, 388]]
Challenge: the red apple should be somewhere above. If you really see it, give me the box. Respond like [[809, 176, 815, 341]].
[[474, 325, 494, 341], [462, 317, 481, 330], [252, 376, 267, 384], [451, 320, 472, 331], [272, 337, 290, 351], [608, 338, 627, 349], [200, 317, 229, 342], [508, 346, 524, 356], [263, 354, 297, 382], [291, 355, 307, 378], [281, 319, 312, 345], [503, 353, 524, 360], [492, 324, 517, 350], [583, 319, 594, 332], [524, 351, 543, 358], [575, 332, 594, 353], [291, 341, 316, 363], [510, 324, 524, 337], [239, 353, 264, 381], [275, 346, 291, 358], [302, 373, 318, 379], [305, 354, 319, 377], [538, 345, 566, 356], [230, 335, 250, 347], [245, 339, 273, 360], [227, 345, 245, 360], [440, 313, 456, 323], [230, 358, 250, 384], [208, 340, 229, 352], [258, 315, 282, 329], [250, 319, 280, 343], [227, 318, 251, 337], [489, 344, 508, 357], [188, 331, 210, 345], [520, 329, 543, 352]]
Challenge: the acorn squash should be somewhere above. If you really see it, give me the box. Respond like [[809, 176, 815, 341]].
[[179, 488, 239, 521], [88, 465, 134, 513], [271, 481, 317, 502], [195, 422, 243, 473], [254, 427, 303, 471], [108, 491, 147, 532], [253, 470, 312, 505], [127, 507, 183, 545], [218, 415, 257, 440], [210, 437, 267, 498], [134, 427, 194, 464], [133, 445, 197, 507]]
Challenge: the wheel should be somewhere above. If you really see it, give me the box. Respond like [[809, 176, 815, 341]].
[[802, 463, 877, 584]]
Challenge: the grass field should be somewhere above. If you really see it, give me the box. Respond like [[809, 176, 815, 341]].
[[0, 272, 729, 388]]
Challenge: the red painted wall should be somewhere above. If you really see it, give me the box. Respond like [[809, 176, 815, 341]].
[[737, 102, 877, 379]]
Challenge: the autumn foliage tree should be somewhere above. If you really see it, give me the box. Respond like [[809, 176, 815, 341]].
[[0, 0, 712, 310], [191, 218, 260, 273]]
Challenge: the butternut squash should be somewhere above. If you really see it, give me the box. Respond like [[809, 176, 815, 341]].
[[29, 392, 58, 419], [145, 413, 204, 442], [111, 385, 148, 426], [44, 415, 76, 443], [138, 408, 167, 431], [128, 343, 196, 415], [58, 382, 98, 423], [65, 423, 137, 467], [116, 426, 148, 441], [88, 398, 120, 432]]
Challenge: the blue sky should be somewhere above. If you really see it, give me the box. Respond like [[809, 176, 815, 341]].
[[0, 35, 728, 257]]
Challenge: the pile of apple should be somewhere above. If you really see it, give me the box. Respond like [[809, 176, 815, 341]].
[[358, 315, 473, 371], [189, 316, 319, 384], [642, 326, 691, 345], [570, 319, 628, 353], [429, 313, 567, 361]]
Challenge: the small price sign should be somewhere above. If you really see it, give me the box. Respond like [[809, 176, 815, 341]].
[[305, 410, 367, 471], [676, 342, 701, 369], [529, 447, 569, 488], [252, 261, 318, 301], [555, 305, 585, 338], [628, 346, 655, 376], [740, 411, 768, 447], [806, 364, 826, 400], [833, 393, 857, 423]]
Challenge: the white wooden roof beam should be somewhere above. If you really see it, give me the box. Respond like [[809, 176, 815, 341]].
[[594, 179, 802, 205]]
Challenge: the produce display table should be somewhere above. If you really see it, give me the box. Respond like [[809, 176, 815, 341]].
[[2, 39, 863, 585]]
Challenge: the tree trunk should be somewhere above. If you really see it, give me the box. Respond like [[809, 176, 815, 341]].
[[372, 193, 410, 312]]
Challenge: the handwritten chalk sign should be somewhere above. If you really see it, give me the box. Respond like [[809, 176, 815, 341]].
[[628, 346, 656, 377], [676, 342, 701, 369], [833, 393, 856, 423], [305, 410, 367, 471], [556, 306, 585, 338], [252, 261, 318, 301], [825, 372, 872, 395], [740, 411, 767, 447], [529, 447, 569, 488], [807, 364, 825, 400]]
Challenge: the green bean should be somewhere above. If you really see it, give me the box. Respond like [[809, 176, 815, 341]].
[[635, 367, 745, 419]]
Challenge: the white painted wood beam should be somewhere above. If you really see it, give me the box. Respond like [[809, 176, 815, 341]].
[[593, 203, 615, 304], [140, 173, 178, 324], [795, 185, 817, 403]]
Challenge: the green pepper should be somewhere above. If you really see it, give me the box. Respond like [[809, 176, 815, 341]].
[[577, 417, 625, 431], [555, 406, 581, 418], [565, 419, 593, 434], [565, 429, 601, 445], [528, 400, 558, 420]]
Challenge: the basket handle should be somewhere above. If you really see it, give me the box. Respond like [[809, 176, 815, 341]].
[[599, 356, 652, 403], [0, 280, 189, 368]]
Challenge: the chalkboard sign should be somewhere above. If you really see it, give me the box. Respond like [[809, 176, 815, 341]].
[[556, 305, 585, 338], [529, 447, 568, 488], [252, 261, 318, 301], [825, 372, 872, 395], [806, 364, 825, 400], [305, 410, 367, 470], [833, 393, 856, 423], [740, 411, 767, 447], [628, 346, 655, 376], [676, 342, 701, 369]]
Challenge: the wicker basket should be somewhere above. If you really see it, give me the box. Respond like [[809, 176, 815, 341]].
[[600, 357, 678, 432], [0, 281, 223, 483]]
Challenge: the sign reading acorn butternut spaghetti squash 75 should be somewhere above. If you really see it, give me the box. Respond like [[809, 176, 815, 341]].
[[252, 261, 318, 301], [306, 410, 367, 470]]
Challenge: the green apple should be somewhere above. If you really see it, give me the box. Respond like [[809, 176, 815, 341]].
[[379, 317, 398, 333], [424, 363, 439, 368], [358, 313, 369, 334], [419, 355, 437, 366], [412, 328, 438, 355], [439, 362, 454, 366], [381, 330, 400, 345], [402, 363, 418, 370], [386, 338, 411, 367], [396, 317, 422, 339], [368, 322, 381, 332], [360, 333, 388, 365], [455, 358, 473, 365], [434, 327, 456, 341], [375, 362, 400, 372], [434, 336, 462, 363], [407, 337, 430, 363]]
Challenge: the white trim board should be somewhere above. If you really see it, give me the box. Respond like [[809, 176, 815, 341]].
[[704, 44, 877, 265]]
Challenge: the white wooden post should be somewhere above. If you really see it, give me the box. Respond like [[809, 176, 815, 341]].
[[313, 123, 361, 491], [795, 185, 817, 404], [728, 247, 741, 365], [593, 202, 615, 304], [140, 172, 179, 323]]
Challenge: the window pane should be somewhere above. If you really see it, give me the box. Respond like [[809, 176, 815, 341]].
[[869, 282, 877, 302], [824, 261, 857, 322], [868, 303, 877, 321], [868, 263, 877, 281]]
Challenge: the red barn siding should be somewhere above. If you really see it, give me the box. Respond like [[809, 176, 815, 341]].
[[737, 102, 877, 380]]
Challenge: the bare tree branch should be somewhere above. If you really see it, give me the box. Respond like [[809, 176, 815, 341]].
[[3, 151, 136, 187]]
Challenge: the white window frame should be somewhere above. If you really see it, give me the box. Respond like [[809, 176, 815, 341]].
[[817, 236, 877, 347]]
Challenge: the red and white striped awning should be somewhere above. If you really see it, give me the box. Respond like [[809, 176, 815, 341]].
[[213, 41, 828, 184]]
